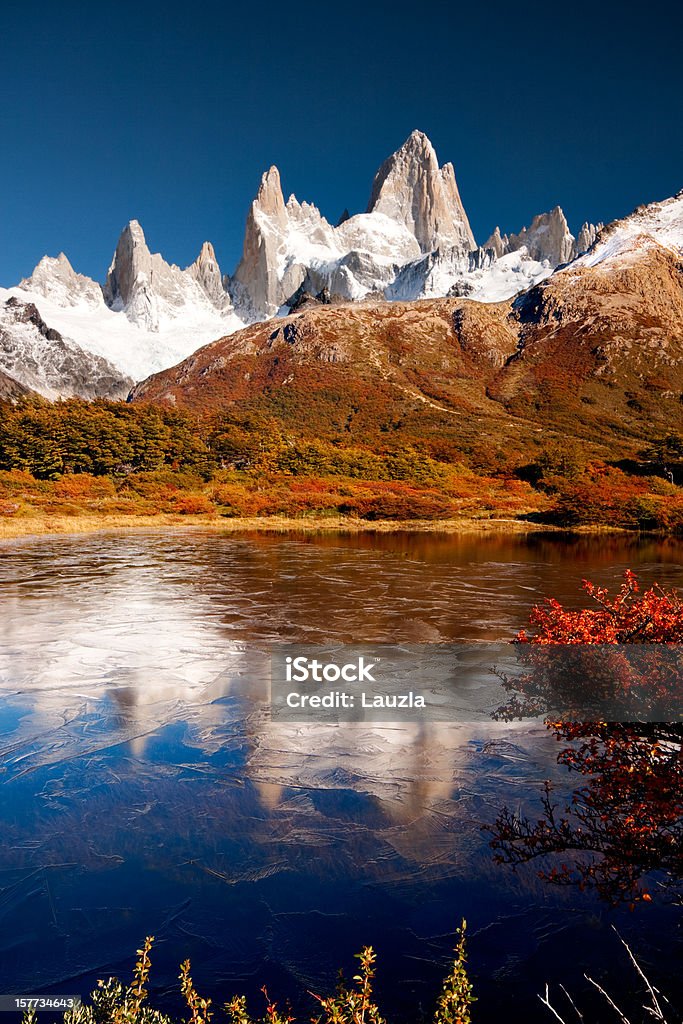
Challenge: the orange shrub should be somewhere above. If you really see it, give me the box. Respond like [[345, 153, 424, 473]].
[[340, 482, 457, 520], [0, 470, 50, 497], [209, 482, 275, 517], [52, 474, 116, 499], [170, 493, 216, 515]]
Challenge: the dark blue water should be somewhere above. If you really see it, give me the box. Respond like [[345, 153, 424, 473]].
[[0, 530, 681, 1022]]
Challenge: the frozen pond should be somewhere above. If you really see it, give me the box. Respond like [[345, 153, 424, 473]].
[[0, 530, 681, 1021]]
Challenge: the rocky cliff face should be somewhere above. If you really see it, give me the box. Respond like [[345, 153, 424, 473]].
[[505, 206, 576, 265], [485, 209, 602, 265], [366, 130, 475, 253], [231, 167, 308, 319], [103, 220, 236, 331]]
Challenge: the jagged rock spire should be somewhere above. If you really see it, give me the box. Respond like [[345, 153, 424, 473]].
[[232, 166, 309, 317], [484, 227, 509, 259], [574, 221, 602, 257], [366, 130, 475, 253], [187, 241, 229, 308], [103, 220, 150, 311], [506, 207, 576, 266], [104, 220, 232, 330]]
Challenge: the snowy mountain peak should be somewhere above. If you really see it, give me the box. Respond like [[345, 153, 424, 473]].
[[20, 251, 103, 309], [407, 128, 433, 147], [103, 220, 236, 332], [367, 130, 476, 254], [231, 165, 304, 319]]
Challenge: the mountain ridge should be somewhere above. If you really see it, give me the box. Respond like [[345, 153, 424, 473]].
[[0, 131, 674, 399]]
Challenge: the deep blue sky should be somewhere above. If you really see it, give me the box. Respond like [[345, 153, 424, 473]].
[[1, 0, 681, 286]]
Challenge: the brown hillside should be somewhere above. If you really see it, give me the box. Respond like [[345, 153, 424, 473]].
[[131, 243, 683, 464]]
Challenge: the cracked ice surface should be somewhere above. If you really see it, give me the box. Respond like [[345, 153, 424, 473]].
[[0, 531, 681, 1021]]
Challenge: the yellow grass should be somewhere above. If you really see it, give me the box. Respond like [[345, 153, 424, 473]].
[[0, 511, 620, 541]]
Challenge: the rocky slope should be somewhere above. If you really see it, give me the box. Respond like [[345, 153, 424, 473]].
[[463, 239, 683, 440]]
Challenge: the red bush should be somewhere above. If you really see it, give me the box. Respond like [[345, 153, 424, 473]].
[[490, 572, 683, 905]]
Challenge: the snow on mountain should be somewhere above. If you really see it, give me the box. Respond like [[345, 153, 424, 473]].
[[467, 249, 559, 301], [387, 245, 554, 302], [2, 280, 243, 384], [504, 206, 576, 265], [229, 131, 563, 319], [0, 295, 132, 399], [4, 130, 674, 400], [571, 191, 683, 269], [3, 224, 245, 383], [21, 252, 104, 308]]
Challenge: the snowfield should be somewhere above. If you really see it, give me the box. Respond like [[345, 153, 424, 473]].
[[0, 283, 245, 385]]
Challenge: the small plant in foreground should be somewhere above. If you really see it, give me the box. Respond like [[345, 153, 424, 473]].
[[180, 960, 213, 1024], [21, 925, 474, 1024], [311, 946, 386, 1024], [433, 922, 475, 1024]]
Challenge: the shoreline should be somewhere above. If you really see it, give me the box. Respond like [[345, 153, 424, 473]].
[[0, 512, 634, 541]]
